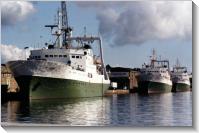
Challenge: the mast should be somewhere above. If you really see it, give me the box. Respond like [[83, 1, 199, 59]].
[[45, 1, 72, 48], [176, 58, 180, 67], [61, 1, 67, 45], [58, 9, 63, 48], [61, 1, 72, 47], [151, 48, 156, 67], [61, 1, 68, 29]]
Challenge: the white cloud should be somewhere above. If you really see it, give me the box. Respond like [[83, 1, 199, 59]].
[[77, 1, 192, 46], [0, 1, 36, 26], [1, 44, 31, 64]]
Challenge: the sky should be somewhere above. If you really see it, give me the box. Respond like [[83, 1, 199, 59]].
[[1, 1, 192, 72]]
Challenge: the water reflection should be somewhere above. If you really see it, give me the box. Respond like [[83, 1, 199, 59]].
[[134, 93, 174, 126], [1, 92, 192, 126], [29, 97, 112, 126], [2, 100, 30, 124]]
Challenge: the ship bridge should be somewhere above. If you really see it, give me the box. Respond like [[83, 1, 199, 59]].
[[28, 46, 99, 73]]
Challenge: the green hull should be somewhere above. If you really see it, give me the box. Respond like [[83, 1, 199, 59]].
[[172, 83, 190, 92], [138, 81, 172, 94], [15, 76, 110, 99]]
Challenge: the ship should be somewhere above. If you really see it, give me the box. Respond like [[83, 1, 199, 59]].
[[171, 59, 190, 92], [138, 49, 172, 94], [7, 1, 110, 99]]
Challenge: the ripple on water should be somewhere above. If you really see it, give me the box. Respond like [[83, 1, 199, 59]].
[[1, 92, 192, 126]]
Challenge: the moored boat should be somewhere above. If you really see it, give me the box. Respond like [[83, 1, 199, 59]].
[[7, 1, 110, 99], [138, 49, 172, 94], [171, 60, 190, 92]]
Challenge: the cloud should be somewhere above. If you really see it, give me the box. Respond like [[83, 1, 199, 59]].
[[1, 44, 31, 64], [77, 1, 192, 46], [0, 1, 36, 26]]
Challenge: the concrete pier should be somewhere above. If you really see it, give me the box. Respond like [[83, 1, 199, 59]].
[[1, 64, 21, 102], [104, 89, 129, 96]]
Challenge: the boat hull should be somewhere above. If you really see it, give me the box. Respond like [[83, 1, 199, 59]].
[[7, 60, 110, 99], [15, 76, 110, 99], [138, 81, 172, 94], [172, 83, 190, 92]]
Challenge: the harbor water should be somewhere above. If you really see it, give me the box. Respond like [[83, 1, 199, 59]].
[[1, 92, 192, 126]]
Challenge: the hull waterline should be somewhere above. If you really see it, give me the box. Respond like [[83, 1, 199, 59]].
[[15, 76, 110, 99], [172, 83, 190, 92], [138, 81, 172, 94]]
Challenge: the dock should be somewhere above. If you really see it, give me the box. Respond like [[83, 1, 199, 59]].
[[1, 64, 21, 102], [104, 89, 129, 96]]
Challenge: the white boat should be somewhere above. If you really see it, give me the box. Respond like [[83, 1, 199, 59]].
[[7, 1, 110, 99], [171, 60, 190, 92], [138, 49, 172, 94]]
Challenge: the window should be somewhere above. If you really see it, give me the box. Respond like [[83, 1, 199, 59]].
[[72, 55, 75, 58], [76, 56, 79, 59], [88, 73, 92, 78], [45, 55, 48, 57], [54, 55, 58, 57], [80, 56, 82, 59], [59, 55, 62, 57], [64, 55, 67, 57], [38, 56, 41, 58], [50, 55, 53, 57]]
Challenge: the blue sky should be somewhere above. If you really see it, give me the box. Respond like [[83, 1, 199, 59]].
[[1, 1, 192, 72]]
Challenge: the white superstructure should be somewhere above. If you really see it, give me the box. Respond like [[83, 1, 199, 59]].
[[171, 60, 190, 86], [9, 45, 109, 84], [139, 49, 172, 86], [140, 65, 172, 86]]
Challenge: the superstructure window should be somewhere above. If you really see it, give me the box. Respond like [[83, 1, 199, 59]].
[[76, 56, 79, 59], [64, 55, 67, 57], [59, 55, 62, 57], [38, 56, 41, 58], [45, 55, 48, 57], [72, 55, 75, 58], [88, 73, 93, 78], [54, 55, 58, 57], [50, 55, 53, 57]]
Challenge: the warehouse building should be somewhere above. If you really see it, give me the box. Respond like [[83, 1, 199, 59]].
[[106, 65, 140, 93]]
